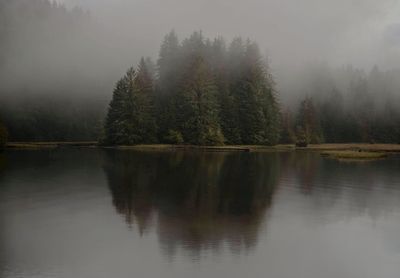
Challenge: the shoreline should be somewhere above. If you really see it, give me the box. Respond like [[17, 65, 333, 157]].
[[5, 142, 400, 153]]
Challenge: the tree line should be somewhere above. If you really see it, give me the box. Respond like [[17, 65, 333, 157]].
[[103, 31, 280, 146], [281, 65, 400, 145]]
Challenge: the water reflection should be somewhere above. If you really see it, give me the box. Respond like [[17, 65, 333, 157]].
[[103, 150, 280, 258]]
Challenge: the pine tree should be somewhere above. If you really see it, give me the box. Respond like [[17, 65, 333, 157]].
[[176, 55, 224, 145], [213, 37, 241, 144], [103, 32, 283, 146], [157, 30, 181, 141], [134, 58, 158, 143], [280, 109, 295, 144], [295, 97, 323, 146], [103, 69, 135, 145], [233, 41, 280, 145], [103, 63, 157, 145], [262, 59, 281, 145]]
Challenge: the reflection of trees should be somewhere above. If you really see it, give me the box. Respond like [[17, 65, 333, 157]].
[[103, 150, 280, 257], [279, 152, 400, 222]]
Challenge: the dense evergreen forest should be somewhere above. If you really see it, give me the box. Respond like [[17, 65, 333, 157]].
[[281, 66, 400, 144], [1, 0, 400, 145], [103, 32, 280, 145]]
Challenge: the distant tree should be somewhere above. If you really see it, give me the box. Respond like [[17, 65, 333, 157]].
[[103, 61, 157, 145], [280, 109, 295, 144], [156, 30, 181, 141], [134, 58, 158, 143], [176, 55, 224, 145], [296, 97, 323, 146], [103, 68, 136, 145], [234, 41, 280, 145]]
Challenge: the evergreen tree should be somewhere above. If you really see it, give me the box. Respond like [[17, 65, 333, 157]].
[[176, 55, 224, 145], [280, 109, 295, 144], [262, 60, 281, 145], [295, 97, 323, 145], [134, 58, 158, 143], [103, 68, 136, 145], [233, 41, 280, 145], [103, 62, 157, 145], [103, 32, 282, 146], [157, 30, 181, 141]]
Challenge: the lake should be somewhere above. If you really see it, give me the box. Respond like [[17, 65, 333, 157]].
[[1, 149, 400, 278]]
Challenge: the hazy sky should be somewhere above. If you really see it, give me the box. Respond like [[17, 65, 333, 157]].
[[56, 0, 400, 71], [2, 0, 400, 101]]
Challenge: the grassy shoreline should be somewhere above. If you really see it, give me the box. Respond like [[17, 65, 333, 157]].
[[5, 142, 400, 154], [320, 150, 388, 161]]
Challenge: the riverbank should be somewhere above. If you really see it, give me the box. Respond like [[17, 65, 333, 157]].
[[6, 142, 400, 154]]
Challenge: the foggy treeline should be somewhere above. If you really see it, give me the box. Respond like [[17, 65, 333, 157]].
[[281, 65, 400, 144], [1, 0, 400, 145], [0, 0, 111, 141], [103, 32, 280, 145]]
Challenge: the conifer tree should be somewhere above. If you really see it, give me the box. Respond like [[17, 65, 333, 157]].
[[212, 37, 240, 144], [103, 62, 157, 145], [295, 97, 323, 145], [103, 31, 282, 146], [176, 55, 224, 145], [233, 41, 280, 145], [157, 30, 181, 141], [280, 110, 295, 144], [134, 58, 158, 143], [103, 68, 136, 145]]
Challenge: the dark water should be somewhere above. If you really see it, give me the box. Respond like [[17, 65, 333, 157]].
[[1, 149, 400, 278]]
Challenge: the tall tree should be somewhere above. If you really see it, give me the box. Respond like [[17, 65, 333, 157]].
[[103, 68, 136, 145], [295, 97, 323, 145], [233, 41, 280, 145], [103, 62, 157, 145], [280, 109, 295, 144], [176, 55, 224, 145], [156, 30, 181, 141], [134, 58, 158, 143]]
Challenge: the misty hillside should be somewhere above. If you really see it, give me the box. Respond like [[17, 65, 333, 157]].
[[0, 0, 400, 144]]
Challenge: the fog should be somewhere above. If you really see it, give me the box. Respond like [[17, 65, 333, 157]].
[[1, 0, 400, 141], [2, 0, 400, 99], [57, 0, 400, 86]]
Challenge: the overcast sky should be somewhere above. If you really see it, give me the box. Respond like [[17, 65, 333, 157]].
[[56, 0, 400, 72]]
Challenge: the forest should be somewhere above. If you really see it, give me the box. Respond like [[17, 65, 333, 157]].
[[103, 32, 400, 146], [103, 32, 280, 145], [1, 0, 400, 146]]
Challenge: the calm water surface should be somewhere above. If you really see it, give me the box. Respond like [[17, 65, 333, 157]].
[[1, 149, 400, 278]]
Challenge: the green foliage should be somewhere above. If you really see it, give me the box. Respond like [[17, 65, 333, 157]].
[[0, 120, 8, 149], [280, 110, 295, 144], [176, 56, 224, 145], [103, 60, 157, 145], [103, 32, 281, 146], [164, 130, 184, 144], [296, 97, 323, 144]]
